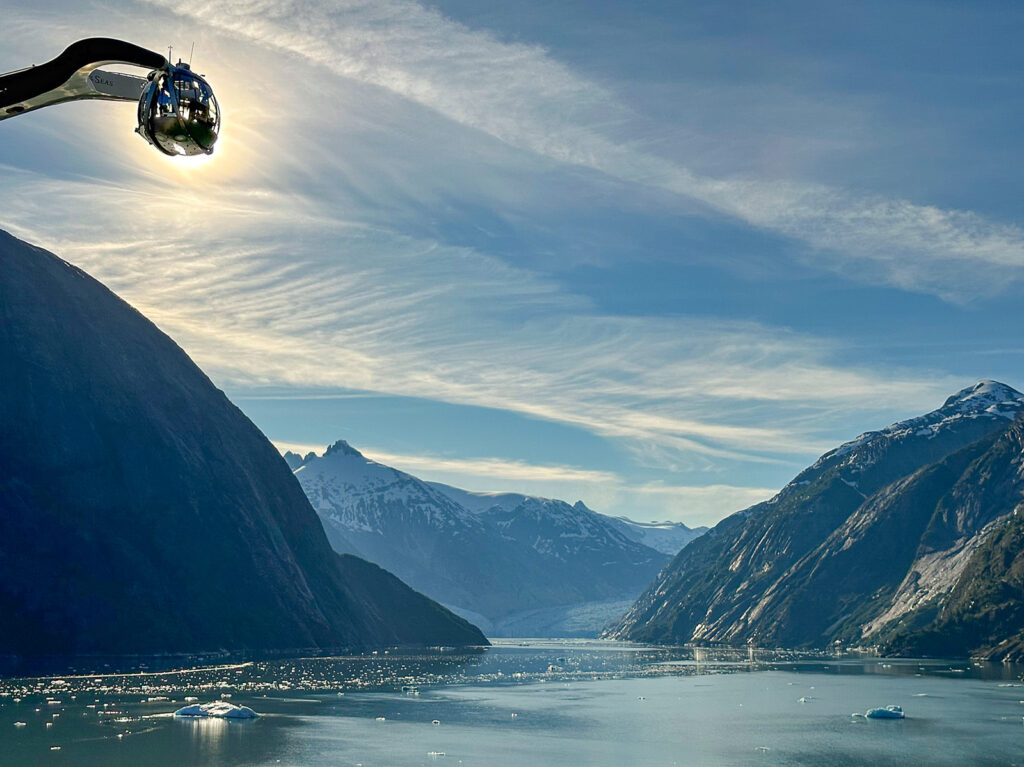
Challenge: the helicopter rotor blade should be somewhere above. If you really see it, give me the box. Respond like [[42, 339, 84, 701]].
[[0, 38, 166, 121]]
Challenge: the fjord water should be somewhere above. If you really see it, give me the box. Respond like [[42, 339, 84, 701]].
[[2, 641, 1021, 767]]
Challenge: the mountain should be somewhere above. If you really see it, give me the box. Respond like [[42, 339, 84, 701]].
[[0, 229, 485, 662], [608, 381, 1024, 659], [429, 483, 707, 556], [289, 444, 703, 636], [877, 419, 1024, 661]]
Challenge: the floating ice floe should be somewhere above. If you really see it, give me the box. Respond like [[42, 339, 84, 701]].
[[173, 701, 258, 719], [865, 705, 904, 719]]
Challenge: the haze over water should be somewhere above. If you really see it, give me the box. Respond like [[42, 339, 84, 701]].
[[2, 640, 1022, 766]]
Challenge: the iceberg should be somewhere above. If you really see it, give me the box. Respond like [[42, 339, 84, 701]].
[[865, 705, 904, 719], [173, 701, 258, 719]]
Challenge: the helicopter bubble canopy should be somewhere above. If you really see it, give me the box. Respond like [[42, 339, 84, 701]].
[[137, 62, 219, 156]]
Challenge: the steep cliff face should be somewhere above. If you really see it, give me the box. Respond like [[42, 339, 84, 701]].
[[609, 383, 1024, 658], [879, 421, 1024, 660], [0, 230, 485, 659]]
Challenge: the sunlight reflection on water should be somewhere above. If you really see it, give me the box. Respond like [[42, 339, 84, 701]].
[[1, 640, 1022, 767]]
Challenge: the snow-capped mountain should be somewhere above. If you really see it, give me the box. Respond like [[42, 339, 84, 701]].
[[297, 441, 481, 536], [608, 381, 1024, 660], [428, 484, 705, 556], [289, 442, 705, 637], [794, 379, 1024, 487]]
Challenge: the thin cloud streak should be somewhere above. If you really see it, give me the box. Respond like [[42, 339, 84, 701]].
[[363, 450, 621, 485], [148, 0, 1024, 300], [235, 393, 380, 400]]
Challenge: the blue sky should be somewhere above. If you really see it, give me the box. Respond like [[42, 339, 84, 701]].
[[1, 0, 1022, 525]]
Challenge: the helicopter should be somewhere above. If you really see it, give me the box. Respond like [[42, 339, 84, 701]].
[[0, 37, 220, 157]]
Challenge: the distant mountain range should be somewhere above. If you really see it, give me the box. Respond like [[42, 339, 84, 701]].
[[286, 443, 706, 636], [0, 229, 485, 665], [608, 380, 1024, 661], [426, 483, 705, 556]]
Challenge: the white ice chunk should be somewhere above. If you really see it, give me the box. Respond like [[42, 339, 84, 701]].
[[173, 701, 258, 719], [865, 705, 904, 719]]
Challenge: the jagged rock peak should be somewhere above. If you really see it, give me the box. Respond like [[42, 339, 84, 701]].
[[325, 439, 364, 458]]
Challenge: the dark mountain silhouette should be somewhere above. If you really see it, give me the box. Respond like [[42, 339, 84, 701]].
[[0, 229, 485, 662]]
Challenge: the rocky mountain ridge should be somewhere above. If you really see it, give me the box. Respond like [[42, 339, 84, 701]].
[[427, 482, 706, 555], [608, 381, 1024, 660]]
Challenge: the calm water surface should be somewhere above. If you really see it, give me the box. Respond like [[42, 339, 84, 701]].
[[1, 640, 1022, 766]]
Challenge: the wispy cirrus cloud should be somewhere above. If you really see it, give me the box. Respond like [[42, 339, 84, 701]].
[[142, 0, 1024, 300], [354, 449, 620, 486], [0, 161, 960, 475], [1, 0, 1006, 524]]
